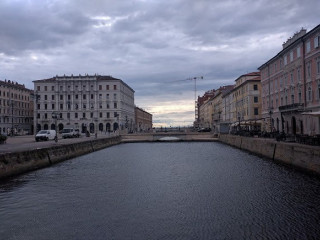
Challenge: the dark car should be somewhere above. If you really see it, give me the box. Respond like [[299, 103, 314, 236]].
[[198, 128, 211, 132]]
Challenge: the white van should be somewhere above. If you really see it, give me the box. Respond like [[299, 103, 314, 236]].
[[35, 130, 57, 142], [62, 128, 80, 138]]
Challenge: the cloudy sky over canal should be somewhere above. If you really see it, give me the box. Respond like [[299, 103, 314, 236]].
[[0, 0, 319, 126]]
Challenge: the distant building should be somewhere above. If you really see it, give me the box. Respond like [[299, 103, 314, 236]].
[[258, 25, 320, 135], [195, 89, 216, 128], [228, 72, 261, 131], [0, 79, 33, 135], [135, 107, 152, 132], [33, 74, 135, 134]]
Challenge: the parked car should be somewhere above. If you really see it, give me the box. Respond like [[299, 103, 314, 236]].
[[62, 128, 80, 138], [35, 130, 57, 142], [198, 128, 211, 132]]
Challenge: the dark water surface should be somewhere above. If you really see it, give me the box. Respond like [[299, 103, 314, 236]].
[[1, 142, 320, 240]]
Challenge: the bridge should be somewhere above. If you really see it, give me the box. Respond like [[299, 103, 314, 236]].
[[121, 132, 218, 142]]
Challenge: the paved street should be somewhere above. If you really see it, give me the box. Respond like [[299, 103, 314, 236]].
[[0, 133, 118, 154]]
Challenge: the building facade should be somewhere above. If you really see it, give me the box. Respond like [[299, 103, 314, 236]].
[[135, 107, 153, 132], [258, 25, 320, 135], [229, 72, 261, 131], [0, 79, 33, 135], [33, 75, 135, 134]]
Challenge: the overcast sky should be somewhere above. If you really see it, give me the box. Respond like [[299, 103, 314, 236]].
[[0, 0, 319, 127]]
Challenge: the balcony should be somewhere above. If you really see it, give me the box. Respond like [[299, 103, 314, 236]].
[[279, 103, 304, 112]]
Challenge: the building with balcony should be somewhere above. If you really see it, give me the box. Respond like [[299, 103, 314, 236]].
[[135, 107, 153, 132], [33, 74, 135, 134], [0, 79, 33, 135], [258, 25, 320, 135]]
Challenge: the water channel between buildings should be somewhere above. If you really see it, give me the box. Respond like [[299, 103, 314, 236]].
[[0, 142, 320, 240]]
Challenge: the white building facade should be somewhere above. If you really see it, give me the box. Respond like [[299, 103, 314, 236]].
[[33, 75, 135, 134]]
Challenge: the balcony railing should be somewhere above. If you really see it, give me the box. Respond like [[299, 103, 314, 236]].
[[279, 103, 304, 112]]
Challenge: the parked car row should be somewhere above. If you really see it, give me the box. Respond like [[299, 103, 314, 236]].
[[35, 128, 80, 142]]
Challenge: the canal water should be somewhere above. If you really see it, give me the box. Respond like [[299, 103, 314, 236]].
[[0, 142, 320, 240]]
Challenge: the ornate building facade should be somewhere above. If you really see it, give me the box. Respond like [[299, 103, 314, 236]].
[[0, 79, 33, 135], [33, 75, 135, 134], [258, 25, 320, 135]]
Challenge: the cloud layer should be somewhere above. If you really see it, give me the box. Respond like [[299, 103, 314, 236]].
[[1, 0, 319, 126]]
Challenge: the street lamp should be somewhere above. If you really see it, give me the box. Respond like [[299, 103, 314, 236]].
[[52, 111, 59, 142]]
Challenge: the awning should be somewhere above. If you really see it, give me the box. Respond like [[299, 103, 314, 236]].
[[302, 111, 320, 116]]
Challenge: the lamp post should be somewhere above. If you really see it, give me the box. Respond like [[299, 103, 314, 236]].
[[52, 112, 58, 142]]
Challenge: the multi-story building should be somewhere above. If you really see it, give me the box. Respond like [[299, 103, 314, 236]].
[[211, 85, 234, 133], [33, 74, 135, 134], [258, 25, 320, 135], [196, 89, 216, 128], [135, 107, 153, 132], [0, 79, 34, 135], [229, 72, 261, 130]]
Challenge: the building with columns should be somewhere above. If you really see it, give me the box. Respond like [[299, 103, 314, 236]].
[[33, 74, 135, 134], [0, 79, 33, 135], [258, 25, 320, 135]]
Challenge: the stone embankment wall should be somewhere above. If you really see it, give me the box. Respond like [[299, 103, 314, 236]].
[[219, 134, 320, 175], [0, 136, 121, 180]]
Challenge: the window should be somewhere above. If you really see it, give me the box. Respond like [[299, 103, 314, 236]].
[[106, 94, 109, 99], [44, 95, 48, 100], [37, 86, 40, 91], [307, 62, 311, 78], [254, 108, 259, 115], [37, 104, 40, 110], [67, 113, 70, 119], [114, 112, 118, 117], [291, 94, 294, 104], [99, 85, 102, 90], [107, 103, 110, 109], [254, 96, 258, 103], [290, 51, 293, 62], [91, 94, 94, 99], [52, 95, 55, 100], [107, 112, 110, 118], [60, 95, 63, 100], [99, 112, 102, 118], [75, 94, 78, 99], [91, 104, 94, 109], [284, 55, 287, 65], [114, 85, 117, 90], [114, 93, 117, 99], [317, 57, 320, 74], [45, 86, 48, 91], [44, 113, 47, 119], [75, 113, 78, 118], [114, 102, 117, 109], [298, 89, 302, 103], [52, 104, 55, 109], [314, 35, 320, 48], [308, 87, 312, 101], [37, 113, 40, 119], [83, 113, 86, 118], [83, 104, 86, 109], [290, 72, 293, 84], [60, 86, 63, 91], [297, 68, 301, 82], [60, 104, 63, 110], [297, 46, 301, 58], [253, 85, 258, 90], [306, 40, 311, 53], [75, 104, 78, 109], [51, 86, 55, 91], [106, 85, 109, 90], [45, 104, 47, 110], [83, 94, 86, 100], [90, 112, 93, 118]]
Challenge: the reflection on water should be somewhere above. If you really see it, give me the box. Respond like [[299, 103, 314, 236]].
[[0, 142, 320, 240]]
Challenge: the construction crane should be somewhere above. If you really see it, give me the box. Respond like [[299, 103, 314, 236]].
[[169, 76, 204, 124]]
